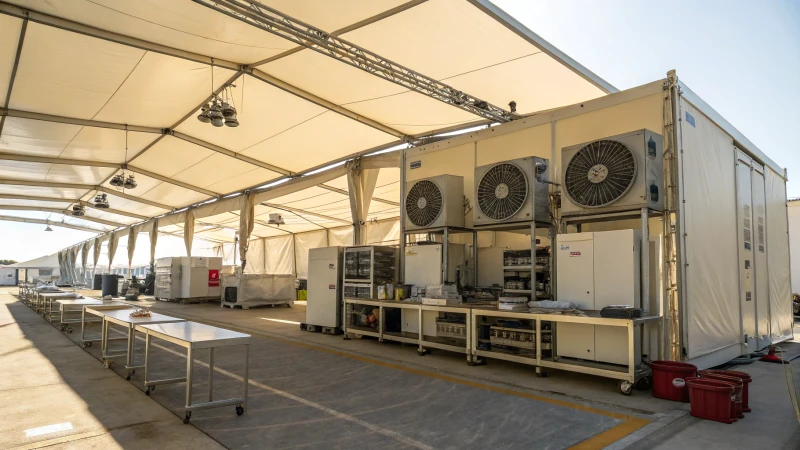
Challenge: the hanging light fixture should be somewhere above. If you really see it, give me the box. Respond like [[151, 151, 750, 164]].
[[197, 63, 240, 128], [72, 204, 85, 216], [110, 173, 124, 187], [123, 174, 137, 189], [94, 193, 109, 209], [110, 126, 136, 194], [44, 221, 53, 232]]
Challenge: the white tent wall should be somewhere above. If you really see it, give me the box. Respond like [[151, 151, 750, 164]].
[[328, 227, 354, 247], [244, 238, 266, 274], [789, 200, 800, 293], [678, 99, 741, 361], [294, 230, 328, 279], [765, 168, 793, 342], [264, 235, 294, 275]]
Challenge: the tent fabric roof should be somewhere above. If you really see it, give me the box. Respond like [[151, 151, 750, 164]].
[[8, 252, 59, 268], [0, 0, 612, 243]]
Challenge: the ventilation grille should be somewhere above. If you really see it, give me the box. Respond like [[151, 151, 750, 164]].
[[476, 163, 528, 221], [564, 140, 636, 208], [406, 179, 443, 227]]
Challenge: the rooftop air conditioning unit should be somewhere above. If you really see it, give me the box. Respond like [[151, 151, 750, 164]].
[[404, 175, 464, 231], [561, 129, 663, 217], [473, 157, 549, 226]]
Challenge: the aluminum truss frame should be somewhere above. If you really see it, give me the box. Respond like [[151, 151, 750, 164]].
[[193, 0, 518, 123]]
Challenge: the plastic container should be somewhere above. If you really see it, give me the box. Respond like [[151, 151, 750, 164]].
[[699, 371, 743, 419], [700, 369, 752, 412], [650, 360, 697, 402], [686, 377, 737, 424], [101, 274, 121, 298], [92, 274, 102, 290]]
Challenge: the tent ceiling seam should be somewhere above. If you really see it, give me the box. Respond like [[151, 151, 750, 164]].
[[0, 16, 27, 137]]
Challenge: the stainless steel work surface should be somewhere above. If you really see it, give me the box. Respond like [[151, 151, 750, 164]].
[[56, 299, 107, 306], [102, 309, 185, 325], [139, 322, 250, 348], [39, 292, 79, 298]]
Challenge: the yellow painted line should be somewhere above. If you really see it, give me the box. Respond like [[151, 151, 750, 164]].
[[568, 418, 650, 449], [119, 303, 652, 446]]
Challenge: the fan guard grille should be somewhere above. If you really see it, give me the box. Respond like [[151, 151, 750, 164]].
[[564, 139, 636, 208], [477, 163, 528, 221], [406, 180, 443, 227]]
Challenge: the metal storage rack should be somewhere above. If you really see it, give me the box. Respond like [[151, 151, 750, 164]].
[[342, 245, 397, 299], [502, 248, 551, 297], [343, 298, 473, 360]]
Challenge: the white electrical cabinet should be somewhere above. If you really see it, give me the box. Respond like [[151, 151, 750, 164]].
[[155, 256, 222, 302], [402, 243, 466, 337], [306, 246, 343, 328], [556, 230, 641, 365]]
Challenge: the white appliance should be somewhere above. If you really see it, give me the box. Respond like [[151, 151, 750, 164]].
[[154, 256, 222, 302], [306, 246, 343, 328], [473, 157, 550, 226], [561, 129, 663, 217], [555, 230, 641, 365], [402, 243, 466, 337], [404, 175, 464, 230]]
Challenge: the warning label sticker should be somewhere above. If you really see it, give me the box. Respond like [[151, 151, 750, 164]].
[[569, 251, 581, 257]]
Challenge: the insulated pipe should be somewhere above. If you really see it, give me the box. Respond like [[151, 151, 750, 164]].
[[641, 207, 649, 313]]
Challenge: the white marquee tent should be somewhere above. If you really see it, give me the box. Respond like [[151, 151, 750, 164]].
[[0, 0, 612, 273]]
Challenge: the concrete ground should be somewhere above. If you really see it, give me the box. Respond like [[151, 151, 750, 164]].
[[3, 287, 799, 449]]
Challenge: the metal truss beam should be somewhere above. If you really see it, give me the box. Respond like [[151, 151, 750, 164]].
[[261, 202, 351, 224], [0, 193, 73, 204], [318, 184, 400, 207], [0, 214, 101, 233], [94, 186, 173, 211], [251, 0, 427, 66], [0, 205, 124, 227], [0, 1, 240, 71], [194, 0, 517, 123], [1, 108, 163, 133]]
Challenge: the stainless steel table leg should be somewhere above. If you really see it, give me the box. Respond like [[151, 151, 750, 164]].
[[144, 333, 152, 395], [81, 307, 86, 344], [186, 347, 194, 410], [208, 348, 214, 402], [243, 344, 249, 413], [127, 325, 135, 378]]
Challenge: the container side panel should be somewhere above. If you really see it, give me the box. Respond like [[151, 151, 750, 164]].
[[680, 100, 741, 359], [765, 167, 793, 342]]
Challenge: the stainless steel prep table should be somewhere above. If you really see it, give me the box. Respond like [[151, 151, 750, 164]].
[[93, 309, 186, 379], [54, 298, 105, 333], [81, 303, 134, 348], [39, 292, 80, 321], [137, 321, 250, 424]]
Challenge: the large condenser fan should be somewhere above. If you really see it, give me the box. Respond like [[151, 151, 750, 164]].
[[564, 139, 637, 208], [406, 179, 443, 227], [476, 163, 528, 221]]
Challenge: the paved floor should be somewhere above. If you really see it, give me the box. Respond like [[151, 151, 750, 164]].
[[4, 287, 800, 449]]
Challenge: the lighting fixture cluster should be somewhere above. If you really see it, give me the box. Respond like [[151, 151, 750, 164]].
[[72, 204, 85, 217], [94, 193, 110, 209], [197, 84, 239, 127], [267, 213, 284, 225], [110, 172, 137, 189]]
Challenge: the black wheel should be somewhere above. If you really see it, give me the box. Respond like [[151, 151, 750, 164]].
[[536, 372, 548, 378], [236, 405, 244, 416], [618, 380, 633, 396], [86, 341, 92, 348], [417, 349, 426, 356], [67, 328, 73, 334], [126, 374, 131, 381], [183, 413, 191, 424], [145, 387, 152, 396]]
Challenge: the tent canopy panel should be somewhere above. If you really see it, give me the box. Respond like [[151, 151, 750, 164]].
[[0, 14, 22, 97], [240, 111, 396, 173], [80, 207, 139, 226], [268, 185, 348, 209], [98, 169, 209, 209], [60, 127, 159, 163], [130, 135, 217, 178], [0, 118, 83, 157], [92, 56, 235, 127], [0, 199, 72, 209], [170, 153, 279, 194], [82, 190, 171, 217], [10, 22, 146, 120], [0, 184, 88, 199], [0, 209, 113, 231], [0, 160, 115, 184]]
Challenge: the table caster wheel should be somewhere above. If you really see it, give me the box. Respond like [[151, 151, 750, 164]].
[[67, 327, 73, 334], [536, 372, 548, 378], [467, 360, 477, 366], [145, 386, 154, 396], [86, 341, 92, 348], [60, 325, 66, 332], [103, 361, 112, 369], [80, 342, 87, 349], [618, 380, 633, 396], [236, 405, 244, 416], [417, 349, 427, 356], [183, 413, 191, 424]]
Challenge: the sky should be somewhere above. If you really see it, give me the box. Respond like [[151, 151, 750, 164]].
[[1, 0, 799, 263]]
